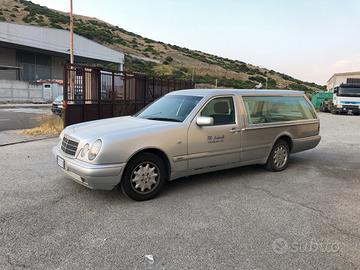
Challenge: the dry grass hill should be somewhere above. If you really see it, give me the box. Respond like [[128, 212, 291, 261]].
[[0, 0, 325, 92]]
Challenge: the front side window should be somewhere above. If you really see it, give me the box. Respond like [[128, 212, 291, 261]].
[[136, 95, 203, 122], [243, 96, 315, 125], [201, 97, 235, 125]]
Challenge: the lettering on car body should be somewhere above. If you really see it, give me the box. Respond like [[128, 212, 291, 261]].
[[207, 135, 225, 144]]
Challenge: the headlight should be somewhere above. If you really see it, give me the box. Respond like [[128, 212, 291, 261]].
[[336, 104, 342, 108], [88, 139, 102, 160], [80, 143, 89, 158]]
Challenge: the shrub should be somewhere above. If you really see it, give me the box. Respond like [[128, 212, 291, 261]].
[[163, 56, 173, 65], [74, 22, 113, 43], [249, 76, 266, 83], [22, 16, 32, 23], [49, 22, 62, 29], [124, 56, 157, 75], [20, 0, 69, 24], [288, 83, 309, 91], [144, 38, 155, 43], [113, 37, 128, 46], [267, 78, 277, 88]]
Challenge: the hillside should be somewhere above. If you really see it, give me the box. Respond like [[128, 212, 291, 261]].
[[0, 0, 325, 92]]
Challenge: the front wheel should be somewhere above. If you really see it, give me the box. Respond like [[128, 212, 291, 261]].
[[120, 153, 167, 201], [265, 140, 290, 172]]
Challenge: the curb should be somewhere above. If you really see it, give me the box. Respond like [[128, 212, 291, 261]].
[[0, 136, 57, 147], [0, 104, 52, 109]]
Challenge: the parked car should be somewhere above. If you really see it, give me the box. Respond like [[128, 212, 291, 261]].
[[51, 95, 63, 116], [53, 89, 321, 201]]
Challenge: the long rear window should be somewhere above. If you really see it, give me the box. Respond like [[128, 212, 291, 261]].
[[242, 96, 316, 124]]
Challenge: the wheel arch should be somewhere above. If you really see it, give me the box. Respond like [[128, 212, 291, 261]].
[[273, 133, 293, 152], [124, 147, 172, 180]]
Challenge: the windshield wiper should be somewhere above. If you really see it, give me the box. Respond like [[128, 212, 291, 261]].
[[145, 117, 182, 122]]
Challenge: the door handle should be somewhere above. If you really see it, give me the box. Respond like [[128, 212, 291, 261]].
[[229, 128, 241, 133]]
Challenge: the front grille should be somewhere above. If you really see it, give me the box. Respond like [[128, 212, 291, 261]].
[[61, 136, 79, 157]]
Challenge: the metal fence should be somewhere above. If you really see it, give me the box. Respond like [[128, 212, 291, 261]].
[[63, 64, 194, 126]]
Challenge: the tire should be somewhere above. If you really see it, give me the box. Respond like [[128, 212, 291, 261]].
[[265, 140, 290, 172], [120, 152, 168, 201]]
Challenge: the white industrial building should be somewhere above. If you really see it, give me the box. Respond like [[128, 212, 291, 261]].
[[0, 21, 124, 102], [327, 71, 360, 92]]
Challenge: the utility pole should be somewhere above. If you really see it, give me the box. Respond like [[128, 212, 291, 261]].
[[70, 0, 74, 65], [69, 0, 75, 101]]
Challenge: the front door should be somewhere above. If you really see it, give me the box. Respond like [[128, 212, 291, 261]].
[[187, 96, 241, 170]]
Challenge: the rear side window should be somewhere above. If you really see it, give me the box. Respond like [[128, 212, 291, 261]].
[[242, 96, 315, 124]]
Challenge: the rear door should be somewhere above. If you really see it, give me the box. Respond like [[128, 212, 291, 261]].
[[187, 96, 242, 169]]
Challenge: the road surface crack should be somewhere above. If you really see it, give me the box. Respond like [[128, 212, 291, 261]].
[[243, 184, 360, 241], [6, 254, 32, 269]]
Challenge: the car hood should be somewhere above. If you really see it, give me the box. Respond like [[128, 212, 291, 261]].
[[64, 116, 179, 141]]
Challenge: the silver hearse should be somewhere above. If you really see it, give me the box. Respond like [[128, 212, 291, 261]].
[[53, 89, 321, 200]]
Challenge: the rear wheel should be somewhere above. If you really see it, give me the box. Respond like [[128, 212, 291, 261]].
[[120, 153, 167, 201], [265, 140, 290, 172]]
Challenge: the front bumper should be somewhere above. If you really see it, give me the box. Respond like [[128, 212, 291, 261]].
[[52, 146, 126, 190], [51, 106, 63, 115], [334, 106, 360, 114]]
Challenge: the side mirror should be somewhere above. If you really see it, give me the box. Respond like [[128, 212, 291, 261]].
[[196, 116, 214, 126]]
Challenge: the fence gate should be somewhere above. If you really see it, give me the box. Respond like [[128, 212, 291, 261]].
[[63, 64, 194, 127]]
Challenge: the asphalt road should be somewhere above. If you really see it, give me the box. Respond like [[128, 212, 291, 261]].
[[0, 107, 50, 131], [0, 113, 360, 270]]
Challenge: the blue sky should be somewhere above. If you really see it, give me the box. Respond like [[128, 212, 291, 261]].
[[32, 0, 360, 85]]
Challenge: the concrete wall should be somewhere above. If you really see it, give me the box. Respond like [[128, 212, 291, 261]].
[[51, 56, 65, 80], [0, 80, 62, 103], [0, 47, 17, 80]]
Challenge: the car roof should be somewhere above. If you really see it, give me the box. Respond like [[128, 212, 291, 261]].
[[167, 88, 304, 97]]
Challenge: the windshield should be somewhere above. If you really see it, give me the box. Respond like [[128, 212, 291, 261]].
[[54, 95, 63, 102], [338, 87, 360, 97], [136, 95, 203, 122]]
